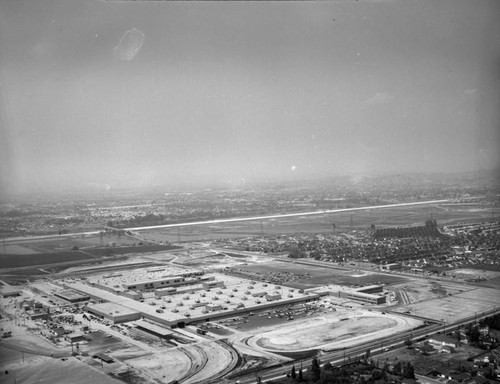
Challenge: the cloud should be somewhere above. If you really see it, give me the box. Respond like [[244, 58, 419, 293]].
[[365, 92, 394, 105], [113, 28, 145, 61]]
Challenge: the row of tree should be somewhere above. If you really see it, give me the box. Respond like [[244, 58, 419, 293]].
[[259, 357, 415, 384]]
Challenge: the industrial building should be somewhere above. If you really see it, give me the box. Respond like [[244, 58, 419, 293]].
[[85, 302, 141, 323], [0, 286, 21, 298], [380, 263, 400, 271], [69, 270, 322, 328], [54, 290, 90, 303], [134, 319, 172, 339], [336, 285, 386, 305], [355, 285, 384, 294], [339, 290, 386, 305], [87, 266, 205, 294]]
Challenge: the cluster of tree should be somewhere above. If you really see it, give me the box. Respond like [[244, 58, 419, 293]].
[[288, 246, 307, 259], [466, 323, 482, 344], [465, 321, 500, 350], [260, 358, 415, 384], [479, 313, 500, 331]]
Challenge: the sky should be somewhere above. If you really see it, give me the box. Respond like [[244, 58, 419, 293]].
[[1, 0, 499, 195]]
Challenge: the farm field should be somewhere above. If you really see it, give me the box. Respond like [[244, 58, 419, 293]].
[[0, 250, 94, 269], [0, 235, 180, 269]]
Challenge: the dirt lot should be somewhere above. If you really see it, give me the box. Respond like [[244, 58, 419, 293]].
[[392, 286, 500, 321], [390, 279, 471, 305], [0, 348, 122, 384]]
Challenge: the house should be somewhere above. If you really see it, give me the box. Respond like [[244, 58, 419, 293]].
[[92, 353, 114, 364], [473, 352, 497, 365], [465, 376, 490, 384], [440, 345, 455, 354], [449, 372, 471, 382], [429, 335, 459, 349], [416, 343, 436, 355]]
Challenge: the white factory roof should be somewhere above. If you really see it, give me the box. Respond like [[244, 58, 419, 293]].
[[88, 266, 202, 289], [87, 302, 139, 317]]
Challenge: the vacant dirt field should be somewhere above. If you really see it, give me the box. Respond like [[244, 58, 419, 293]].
[[0, 350, 123, 384], [393, 286, 500, 321]]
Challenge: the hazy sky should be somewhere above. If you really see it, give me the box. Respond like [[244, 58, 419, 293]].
[[1, 0, 499, 195]]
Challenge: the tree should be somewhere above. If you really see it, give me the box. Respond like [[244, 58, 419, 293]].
[[403, 362, 415, 379], [298, 368, 303, 382], [311, 358, 321, 380], [467, 324, 480, 344], [372, 369, 386, 380], [291, 365, 297, 379], [404, 338, 413, 348], [393, 361, 402, 376]]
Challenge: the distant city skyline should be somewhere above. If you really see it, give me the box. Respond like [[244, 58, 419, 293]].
[[1, 0, 499, 196]]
